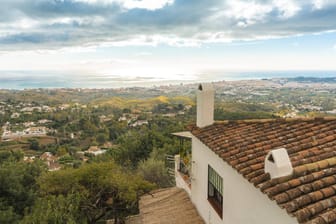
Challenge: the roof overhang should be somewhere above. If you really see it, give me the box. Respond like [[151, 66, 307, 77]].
[[171, 131, 193, 139]]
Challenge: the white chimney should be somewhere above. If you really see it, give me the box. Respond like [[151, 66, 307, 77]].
[[197, 83, 214, 128], [265, 148, 293, 179]]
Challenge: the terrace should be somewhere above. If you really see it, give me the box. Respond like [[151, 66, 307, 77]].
[[169, 131, 193, 195]]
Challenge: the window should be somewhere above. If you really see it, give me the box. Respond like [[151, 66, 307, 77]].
[[208, 165, 223, 218]]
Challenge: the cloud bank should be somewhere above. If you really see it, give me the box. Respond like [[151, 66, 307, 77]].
[[0, 0, 335, 50]]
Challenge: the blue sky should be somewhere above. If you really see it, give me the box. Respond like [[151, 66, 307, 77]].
[[0, 0, 335, 81]]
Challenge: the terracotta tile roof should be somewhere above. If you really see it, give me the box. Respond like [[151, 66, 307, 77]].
[[87, 146, 100, 152], [139, 187, 204, 224], [189, 117, 336, 224], [40, 151, 57, 162]]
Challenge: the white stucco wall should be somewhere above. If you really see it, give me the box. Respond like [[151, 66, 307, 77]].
[[175, 155, 191, 197], [191, 137, 298, 224]]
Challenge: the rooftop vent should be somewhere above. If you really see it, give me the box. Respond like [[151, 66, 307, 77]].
[[264, 148, 293, 179]]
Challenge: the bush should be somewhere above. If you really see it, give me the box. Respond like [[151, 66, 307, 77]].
[[138, 157, 173, 188]]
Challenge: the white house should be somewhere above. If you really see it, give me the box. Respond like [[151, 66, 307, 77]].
[[175, 84, 336, 224], [85, 146, 107, 156], [40, 152, 61, 171], [10, 112, 20, 119]]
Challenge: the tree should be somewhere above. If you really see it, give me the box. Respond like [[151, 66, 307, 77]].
[[21, 194, 84, 224], [96, 133, 107, 145], [122, 108, 131, 113], [57, 146, 67, 157], [28, 138, 40, 150], [79, 118, 97, 136], [37, 161, 155, 223], [0, 205, 20, 224], [0, 150, 23, 164], [115, 130, 152, 167], [0, 160, 46, 221], [107, 120, 126, 141], [138, 156, 173, 188]]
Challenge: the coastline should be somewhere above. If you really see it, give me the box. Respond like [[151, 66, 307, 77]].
[[0, 71, 335, 90]]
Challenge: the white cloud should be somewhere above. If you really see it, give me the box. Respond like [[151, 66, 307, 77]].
[[200, 32, 233, 43], [273, 0, 301, 18], [16, 18, 39, 29], [72, 0, 174, 10], [311, 0, 336, 10], [72, 0, 113, 3], [0, 0, 335, 50], [312, 0, 325, 9], [212, 0, 302, 28], [100, 34, 202, 47], [0, 18, 39, 33], [237, 21, 248, 28], [121, 0, 174, 10], [47, 16, 104, 26], [223, 0, 273, 25]]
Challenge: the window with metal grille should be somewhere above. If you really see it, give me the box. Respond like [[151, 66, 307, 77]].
[[208, 165, 223, 218]]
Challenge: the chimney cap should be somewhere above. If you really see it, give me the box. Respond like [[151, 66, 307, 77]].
[[198, 83, 214, 92], [265, 148, 293, 179]]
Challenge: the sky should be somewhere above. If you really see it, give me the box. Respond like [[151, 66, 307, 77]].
[[0, 0, 335, 83]]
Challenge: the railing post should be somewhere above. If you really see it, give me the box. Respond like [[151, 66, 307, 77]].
[[174, 154, 181, 173]]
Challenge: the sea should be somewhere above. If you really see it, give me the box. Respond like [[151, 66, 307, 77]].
[[0, 70, 335, 89]]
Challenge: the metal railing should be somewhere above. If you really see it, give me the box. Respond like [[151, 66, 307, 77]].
[[179, 159, 190, 176], [165, 154, 175, 177]]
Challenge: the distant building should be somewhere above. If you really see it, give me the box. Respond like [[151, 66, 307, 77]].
[[23, 156, 36, 163], [59, 104, 70, 110], [326, 109, 336, 114], [40, 152, 57, 162], [10, 112, 20, 119], [40, 152, 61, 171], [1, 125, 51, 140], [85, 146, 106, 156], [23, 122, 36, 127], [118, 116, 127, 122], [38, 119, 52, 124], [20, 107, 42, 112], [129, 120, 148, 127], [162, 113, 176, 117], [25, 126, 49, 136], [99, 115, 112, 122]]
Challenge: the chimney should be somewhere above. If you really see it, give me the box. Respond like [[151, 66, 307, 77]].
[[264, 148, 293, 179], [197, 83, 214, 128]]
